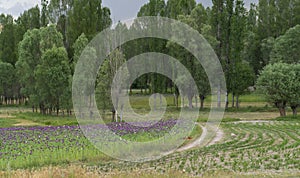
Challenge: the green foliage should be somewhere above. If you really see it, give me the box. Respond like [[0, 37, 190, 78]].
[[67, 0, 112, 49], [138, 0, 166, 17], [231, 61, 255, 96], [260, 37, 275, 64], [72, 33, 89, 73], [16, 25, 69, 112], [0, 14, 17, 65], [257, 63, 300, 116], [35, 47, 71, 113], [0, 62, 16, 101], [96, 49, 127, 117], [270, 25, 300, 64], [166, 0, 196, 19], [16, 29, 41, 103], [40, 25, 64, 53], [191, 3, 208, 28]]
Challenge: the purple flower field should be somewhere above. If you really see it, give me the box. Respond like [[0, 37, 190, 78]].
[[0, 119, 180, 169]]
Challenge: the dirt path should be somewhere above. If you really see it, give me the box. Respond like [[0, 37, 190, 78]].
[[0, 114, 40, 127], [0, 114, 15, 118], [177, 123, 208, 152], [13, 119, 40, 126], [208, 127, 224, 146], [174, 120, 272, 153]]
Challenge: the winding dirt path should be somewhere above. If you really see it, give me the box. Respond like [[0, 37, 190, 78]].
[[177, 124, 207, 152], [13, 119, 40, 126], [176, 123, 224, 152], [208, 127, 224, 146], [174, 120, 271, 153], [0, 114, 39, 127]]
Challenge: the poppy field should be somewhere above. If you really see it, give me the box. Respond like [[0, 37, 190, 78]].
[[0, 119, 185, 170], [0, 110, 299, 177]]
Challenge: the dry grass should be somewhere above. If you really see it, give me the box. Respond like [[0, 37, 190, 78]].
[[0, 165, 189, 178], [1, 165, 299, 178], [13, 119, 41, 126]]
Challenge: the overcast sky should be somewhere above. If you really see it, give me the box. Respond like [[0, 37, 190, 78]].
[[0, 0, 258, 23]]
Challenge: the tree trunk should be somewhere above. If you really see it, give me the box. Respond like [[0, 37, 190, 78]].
[[279, 107, 286, 117], [200, 95, 205, 110], [112, 109, 116, 122], [291, 106, 298, 116], [217, 84, 221, 108], [174, 93, 179, 108], [173, 93, 176, 106], [154, 93, 157, 111], [160, 94, 162, 109], [236, 95, 239, 109], [275, 102, 286, 117], [188, 94, 193, 109], [115, 110, 118, 122], [225, 92, 229, 109], [232, 94, 235, 108], [120, 105, 124, 122]]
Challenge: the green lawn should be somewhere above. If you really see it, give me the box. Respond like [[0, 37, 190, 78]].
[[0, 118, 18, 128]]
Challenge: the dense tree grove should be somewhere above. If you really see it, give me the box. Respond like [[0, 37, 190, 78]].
[[0, 0, 299, 117]]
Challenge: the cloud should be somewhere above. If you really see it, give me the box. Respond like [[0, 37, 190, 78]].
[[1, 0, 258, 21], [0, 0, 39, 18]]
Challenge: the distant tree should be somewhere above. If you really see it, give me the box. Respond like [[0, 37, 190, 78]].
[[67, 0, 112, 53], [0, 14, 17, 65], [260, 37, 275, 64], [41, 0, 49, 27], [0, 62, 15, 105], [229, 0, 250, 107], [15, 6, 41, 30], [166, 0, 196, 19], [167, 15, 203, 109], [136, 0, 169, 105], [96, 49, 128, 122], [16, 25, 65, 113], [35, 47, 71, 115], [16, 29, 41, 110], [270, 25, 300, 64], [231, 61, 255, 108], [288, 64, 300, 116], [72, 33, 89, 73], [293, 0, 300, 26], [257, 63, 300, 116], [138, 0, 166, 17], [191, 3, 208, 29], [40, 25, 64, 53]]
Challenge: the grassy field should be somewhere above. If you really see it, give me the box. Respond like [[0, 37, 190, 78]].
[[0, 94, 299, 177]]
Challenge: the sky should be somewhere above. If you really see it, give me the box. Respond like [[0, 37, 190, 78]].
[[0, 0, 258, 23]]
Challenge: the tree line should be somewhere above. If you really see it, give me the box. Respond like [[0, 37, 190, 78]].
[[0, 0, 111, 115], [0, 0, 299, 117]]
